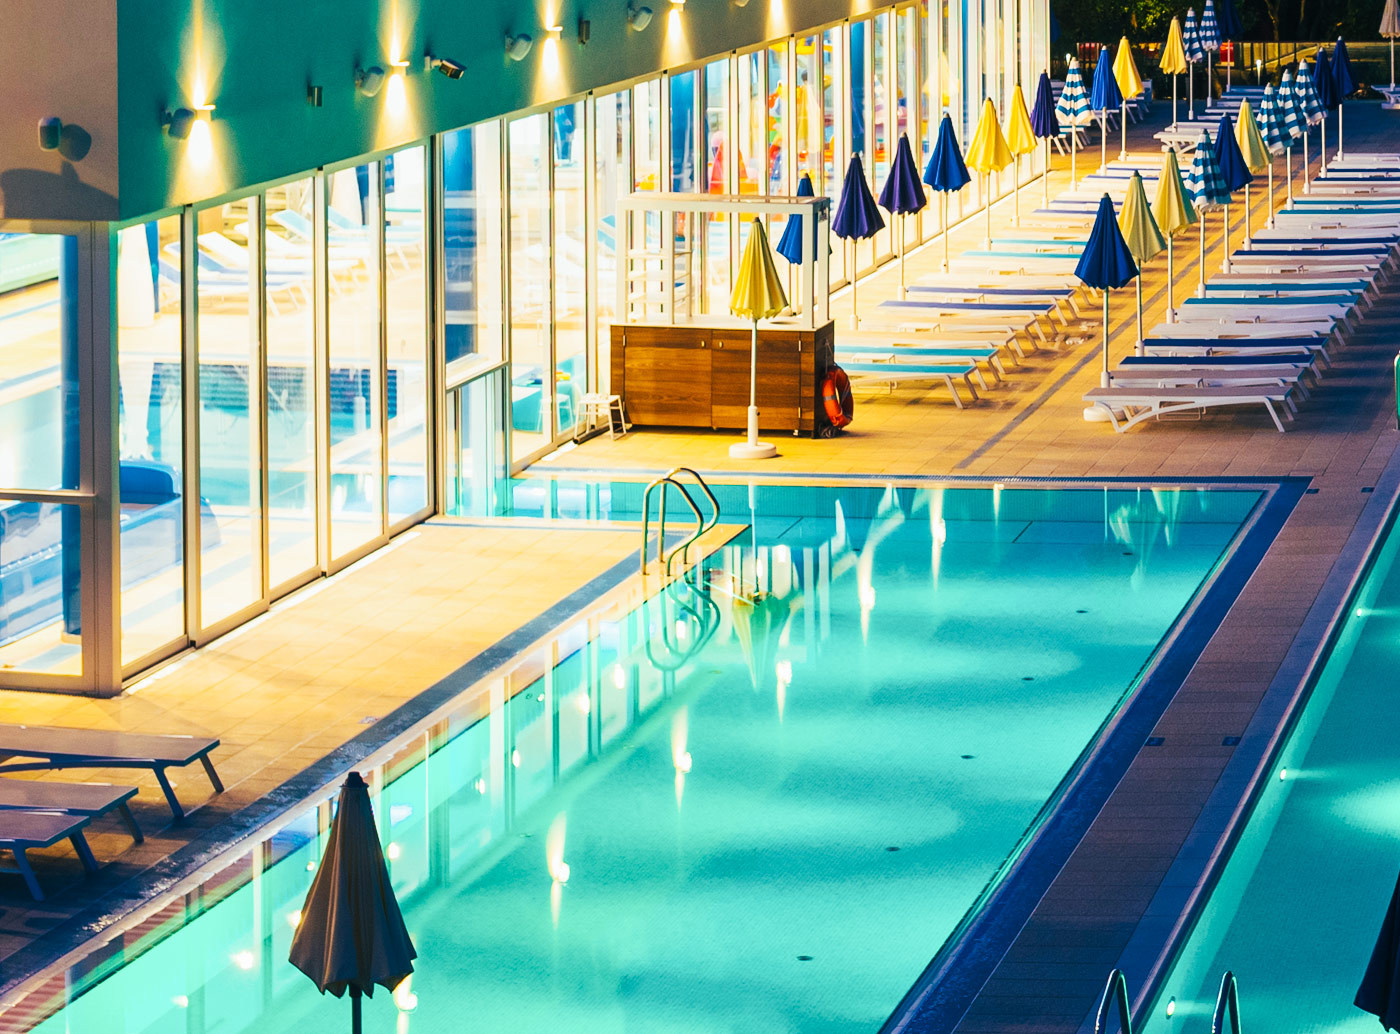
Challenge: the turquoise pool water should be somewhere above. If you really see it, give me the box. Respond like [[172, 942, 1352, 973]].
[[32, 482, 1260, 1034], [1145, 510, 1400, 1034]]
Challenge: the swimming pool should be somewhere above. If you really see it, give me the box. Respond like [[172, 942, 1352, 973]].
[[25, 482, 1263, 1034], [1142, 506, 1400, 1034]]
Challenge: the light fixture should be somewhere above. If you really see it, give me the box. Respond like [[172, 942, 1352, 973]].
[[505, 34, 534, 60], [37, 118, 62, 151], [426, 54, 466, 78], [355, 65, 386, 97], [306, 84, 323, 107], [160, 106, 210, 140], [545, 23, 563, 41], [578, 17, 591, 43], [732, 0, 750, 6], [670, 0, 685, 6], [627, 3, 653, 30]]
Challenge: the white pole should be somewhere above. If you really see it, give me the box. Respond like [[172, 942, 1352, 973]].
[[1173, 74, 1179, 130], [984, 172, 992, 248], [1338, 103, 1345, 160], [748, 317, 759, 445], [1222, 201, 1232, 272], [1189, 61, 1196, 119], [1319, 115, 1327, 177], [1043, 139, 1050, 205], [1286, 145, 1294, 205], [941, 193, 949, 271], [1197, 215, 1206, 297], [1135, 276, 1144, 354], [1014, 156, 1020, 225], [1101, 290, 1111, 386], [1302, 132, 1310, 194], [1392, 37, 1396, 89], [1119, 100, 1128, 161], [849, 239, 858, 328], [1267, 159, 1275, 227], [1100, 113, 1108, 171], [899, 216, 907, 297], [1242, 183, 1251, 247], [1166, 235, 1176, 321], [1071, 126, 1078, 182]]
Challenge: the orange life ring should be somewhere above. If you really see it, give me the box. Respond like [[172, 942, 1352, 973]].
[[821, 365, 854, 431]]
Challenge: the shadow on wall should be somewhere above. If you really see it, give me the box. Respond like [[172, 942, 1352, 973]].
[[0, 163, 118, 221]]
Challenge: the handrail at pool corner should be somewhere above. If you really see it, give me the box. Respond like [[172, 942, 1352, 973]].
[[1095, 968, 1135, 1034], [639, 468, 721, 578], [1212, 971, 1243, 1034]]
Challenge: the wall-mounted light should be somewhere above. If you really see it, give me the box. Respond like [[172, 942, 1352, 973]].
[[307, 84, 323, 107], [161, 105, 212, 139], [669, 0, 685, 6], [545, 23, 564, 41], [355, 65, 386, 97], [627, 3, 653, 30], [425, 54, 466, 78], [577, 17, 591, 43], [505, 34, 534, 60], [732, 0, 750, 6], [37, 118, 62, 151]]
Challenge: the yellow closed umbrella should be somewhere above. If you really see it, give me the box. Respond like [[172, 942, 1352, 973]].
[[1112, 38, 1144, 162], [966, 98, 1014, 247], [1235, 100, 1271, 248], [1005, 85, 1037, 226], [1152, 148, 1198, 323], [1118, 172, 1166, 352], [728, 218, 789, 460], [1160, 18, 1189, 129]]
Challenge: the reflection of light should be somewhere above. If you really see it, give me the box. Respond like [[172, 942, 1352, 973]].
[[173, 996, 190, 1009], [1279, 768, 1288, 781], [511, 749, 522, 767], [394, 975, 419, 1012], [287, 910, 302, 929], [934, 519, 947, 544], [232, 951, 256, 971], [386, 842, 401, 861], [859, 583, 877, 608], [546, 813, 569, 882], [776, 659, 791, 721], [575, 693, 591, 715], [776, 659, 792, 683], [612, 665, 627, 690], [1166, 997, 1176, 1018], [306, 860, 317, 872], [474, 777, 487, 794], [675, 619, 689, 640], [672, 709, 690, 806]]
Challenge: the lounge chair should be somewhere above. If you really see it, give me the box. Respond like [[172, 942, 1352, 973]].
[[0, 779, 142, 842], [836, 344, 999, 387], [1083, 385, 1296, 432], [842, 361, 982, 408], [0, 725, 222, 820], [0, 811, 99, 901]]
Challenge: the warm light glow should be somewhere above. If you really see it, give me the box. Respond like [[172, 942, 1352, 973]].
[[186, 118, 214, 167], [546, 813, 570, 883], [1166, 997, 1176, 1018], [612, 664, 627, 690], [385, 70, 408, 117], [386, 842, 401, 861], [574, 693, 591, 715], [667, 6, 682, 32], [232, 951, 256, 971], [545, 23, 563, 39], [394, 975, 419, 1012]]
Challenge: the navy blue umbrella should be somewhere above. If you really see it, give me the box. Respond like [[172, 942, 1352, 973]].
[[1089, 47, 1123, 171], [775, 172, 815, 265], [1334, 36, 1357, 159], [1030, 72, 1059, 206], [832, 154, 885, 325], [1213, 113, 1252, 273], [879, 134, 928, 295], [1218, 0, 1243, 39], [923, 115, 971, 271], [1357, 867, 1400, 1032], [1074, 193, 1138, 389]]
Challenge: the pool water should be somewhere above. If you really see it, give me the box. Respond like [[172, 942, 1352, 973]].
[[34, 482, 1259, 1034], [1145, 511, 1400, 1034]]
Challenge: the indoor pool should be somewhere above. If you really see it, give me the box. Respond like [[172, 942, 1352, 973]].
[[32, 482, 1262, 1034], [1144, 510, 1400, 1034]]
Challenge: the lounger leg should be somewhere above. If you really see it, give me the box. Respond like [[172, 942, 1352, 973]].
[[13, 849, 42, 901], [1264, 401, 1287, 432], [200, 754, 225, 794], [70, 833, 99, 874], [963, 374, 980, 401], [117, 802, 144, 844], [154, 768, 187, 821], [971, 368, 989, 392], [946, 378, 964, 409]]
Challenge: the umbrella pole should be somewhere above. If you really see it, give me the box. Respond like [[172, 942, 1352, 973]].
[[1101, 290, 1111, 387], [1099, 114, 1107, 173], [352, 987, 363, 1034], [1172, 74, 1179, 130], [1222, 201, 1232, 273], [1338, 103, 1345, 160], [1319, 117, 1326, 178], [1043, 139, 1050, 206], [1071, 129, 1078, 183], [1166, 236, 1176, 322], [1207, 53, 1213, 102], [1197, 216, 1206, 298], [1119, 101, 1128, 162], [1392, 36, 1396, 89], [899, 216, 906, 298], [1013, 156, 1020, 226], [1242, 183, 1251, 248], [1267, 160, 1275, 227], [1135, 276, 1143, 355], [941, 193, 949, 272], [849, 240, 858, 329], [984, 173, 992, 249], [1302, 132, 1310, 194], [1286, 146, 1294, 205], [748, 317, 759, 447], [1188, 63, 1195, 120]]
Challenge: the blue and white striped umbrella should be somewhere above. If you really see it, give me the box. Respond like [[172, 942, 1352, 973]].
[[1296, 59, 1324, 123], [1056, 58, 1093, 126], [1183, 10, 1206, 63], [1200, 0, 1222, 52], [1257, 84, 1286, 154], [1188, 130, 1231, 206], [1277, 69, 1305, 143]]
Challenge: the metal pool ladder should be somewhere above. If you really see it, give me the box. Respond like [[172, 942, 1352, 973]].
[[1212, 972, 1243, 1034], [1092, 968, 1244, 1034], [639, 467, 720, 578]]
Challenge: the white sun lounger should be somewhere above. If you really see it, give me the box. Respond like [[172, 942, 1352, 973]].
[[843, 361, 981, 408], [836, 344, 1000, 386], [1083, 385, 1295, 432]]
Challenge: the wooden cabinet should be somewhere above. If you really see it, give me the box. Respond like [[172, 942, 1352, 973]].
[[610, 320, 835, 436]]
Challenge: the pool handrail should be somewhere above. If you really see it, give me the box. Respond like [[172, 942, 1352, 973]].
[[1094, 968, 1135, 1034], [639, 468, 721, 577], [1212, 971, 1243, 1034]]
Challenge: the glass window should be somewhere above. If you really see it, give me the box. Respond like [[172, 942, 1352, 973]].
[[593, 90, 629, 393], [767, 42, 789, 196], [328, 162, 383, 559], [263, 179, 317, 589], [444, 120, 505, 377], [553, 102, 587, 438], [509, 114, 552, 464], [669, 71, 699, 193], [737, 51, 766, 195], [704, 59, 729, 194], [870, 12, 893, 262], [796, 36, 824, 194], [822, 27, 849, 283], [633, 80, 662, 192], [117, 216, 186, 665], [0, 498, 83, 675], [449, 368, 506, 517], [385, 145, 430, 524]]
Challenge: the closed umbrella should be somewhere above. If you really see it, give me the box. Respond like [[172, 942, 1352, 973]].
[[1295, 60, 1322, 192], [1200, 0, 1222, 102], [1256, 84, 1287, 223], [1278, 71, 1304, 206], [1356, 867, 1400, 1031], [1213, 113, 1253, 273], [1187, 128, 1230, 295], [289, 771, 417, 1034], [831, 154, 884, 328], [877, 134, 927, 296], [1183, 10, 1206, 119], [1055, 58, 1092, 182], [1313, 48, 1337, 176], [1217, 0, 1243, 89], [923, 114, 972, 272], [1030, 71, 1060, 206], [728, 218, 789, 459], [966, 98, 1014, 248], [1333, 38, 1357, 159], [1117, 172, 1165, 351], [1235, 101, 1271, 247], [1152, 148, 1198, 322], [1161, 18, 1189, 130], [1112, 37, 1144, 162], [1075, 193, 1138, 397], [1090, 46, 1123, 172], [775, 171, 815, 264], [1005, 85, 1038, 225], [1382, 0, 1400, 89]]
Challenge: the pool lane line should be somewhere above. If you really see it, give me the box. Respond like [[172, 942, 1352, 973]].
[[878, 475, 1310, 1034]]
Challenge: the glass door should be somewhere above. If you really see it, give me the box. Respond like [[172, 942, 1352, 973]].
[[553, 102, 587, 435]]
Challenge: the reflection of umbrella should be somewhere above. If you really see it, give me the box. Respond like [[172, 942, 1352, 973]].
[[1089, 47, 1123, 172], [775, 172, 815, 265], [1005, 86, 1037, 225], [1112, 38, 1143, 162], [877, 134, 928, 296], [1117, 172, 1165, 351], [728, 218, 788, 460], [1214, 113, 1252, 273], [1356, 867, 1400, 1031], [1152, 148, 1198, 322], [1187, 129, 1229, 295], [831, 154, 885, 328], [730, 589, 795, 693], [1075, 193, 1138, 392], [1200, 0, 1221, 102], [1055, 58, 1092, 182], [967, 98, 1013, 248], [923, 115, 971, 272], [1382, 0, 1400, 89], [1183, 10, 1206, 119], [1031, 72, 1060, 206], [289, 772, 417, 1034], [1333, 38, 1357, 159], [1314, 48, 1337, 176], [1161, 19, 1189, 130], [1235, 101, 1270, 246]]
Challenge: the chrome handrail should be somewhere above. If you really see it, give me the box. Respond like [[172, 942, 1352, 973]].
[[661, 467, 720, 535], [639, 469, 722, 577], [1212, 972, 1242, 1034], [1094, 969, 1134, 1034]]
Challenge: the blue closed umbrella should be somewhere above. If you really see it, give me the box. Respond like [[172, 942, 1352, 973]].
[[1031, 72, 1059, 205], [1074, 193, 1139, 389], [878, 134, 928, 295], [1213, 113, 1251, 272], [1217, 0, 1242, 88], [1334, 37, 1357, 159], [1089, 47, 1123, 172], [832, 153, 885, 326], [1356, 868, 1400, 1032], [775, 172, 816, 264], [923, 115, 971, 271], [1314, 47, 1338, 176]]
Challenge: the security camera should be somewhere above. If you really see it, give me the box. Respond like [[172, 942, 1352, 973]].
[[355, 65, 386, 97], [505, 34, 534, 61], [428, 56, 466, 78], [627, 3, 653, 30]]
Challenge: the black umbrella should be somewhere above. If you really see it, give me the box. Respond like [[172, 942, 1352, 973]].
[[1358, 868, 1400, 1030], [290, 771, 417, 1034]]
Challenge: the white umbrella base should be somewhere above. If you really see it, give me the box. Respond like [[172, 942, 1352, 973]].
[[730, 441, 779, 459]]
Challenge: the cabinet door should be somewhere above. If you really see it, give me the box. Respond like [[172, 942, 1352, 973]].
[[620, 328, 711, 426], [711, 332, 801, 430]]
